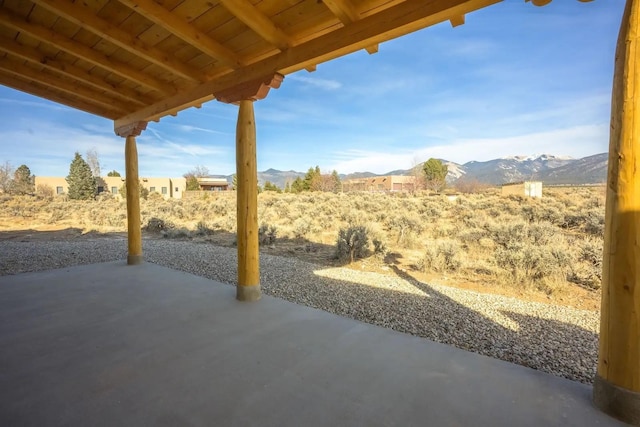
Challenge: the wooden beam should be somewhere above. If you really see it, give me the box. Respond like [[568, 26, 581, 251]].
[[323, 0, 379, 54], [0, 71, 120, 119], [0, 8, 174, 95], [215, 73, 283, 104], [115, 0, 500, 128], [0, 35, 152, 107], [450, 15, 466, 27], [117, 0, 243, 68], [0, 57, 131, 114], [323, 0, 359, 22], [218, 0, 293, 51], [235, 99, 260, 301], [593, 0, 640, 424], [32, 0, 203, 82]]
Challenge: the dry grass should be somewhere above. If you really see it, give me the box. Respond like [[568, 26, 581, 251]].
[[0, 186, 605, 305]]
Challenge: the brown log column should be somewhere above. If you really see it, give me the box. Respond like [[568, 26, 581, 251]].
[[115, 121, 147, 266], [593, 0, 640, 424], [235, 100, 261, 301], [125, 135, 143, 265]]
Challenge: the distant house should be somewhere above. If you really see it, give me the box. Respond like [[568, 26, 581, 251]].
[[501, 181, 542, 198], [197, 177, 230, 191], [35, 176, 187, 199], [342, 176, 417, 192]]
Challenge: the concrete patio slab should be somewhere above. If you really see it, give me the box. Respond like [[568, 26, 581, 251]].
[[0, 261, 625, 426]]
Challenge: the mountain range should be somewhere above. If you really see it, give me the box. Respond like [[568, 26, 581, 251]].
[[231, 153, 608, 189]]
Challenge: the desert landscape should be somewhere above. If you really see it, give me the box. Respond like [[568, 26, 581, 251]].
[[0, 186, 605, 384]]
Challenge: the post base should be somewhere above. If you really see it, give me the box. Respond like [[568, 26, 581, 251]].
[[127, 254, 143, 265], [593, 374, 640, 425], [236, 284, 261, 302]]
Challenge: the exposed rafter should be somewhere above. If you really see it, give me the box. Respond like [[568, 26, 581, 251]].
[[31, 0, 204, 83], [115, 0, 500, 128], [0, 56, 131, 114], [218, 0, 293, 51], [0, 35, 152, 107], [0, 8, 175, 95], [450, 15, 465, 26], [0, 71, 121, 119], [117, 0, 243, 68], [323, 0, 379, 54]]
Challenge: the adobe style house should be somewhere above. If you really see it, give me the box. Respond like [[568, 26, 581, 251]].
[[197, 177, 230, 192], [501, 181, 543, 198], [35, 176, 187, 199], [342, 175, 418, 192]]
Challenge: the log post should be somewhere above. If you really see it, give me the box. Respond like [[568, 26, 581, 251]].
[[213, 73, 283, 301], [115, 121, 147, 266], [235, 100, 260, 301], [593, 0, 640, 424]]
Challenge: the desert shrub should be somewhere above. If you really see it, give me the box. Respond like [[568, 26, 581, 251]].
[[387, 213, 423, 247], [144, 217, 172, 233], [259, 223, 277, 245], [35, 184, 54, 200], [457, 228, 487, 243], [495, 242, 571, 287], [335, 225, 369, 263], [147, 192, 164, 202], [527, 222, 556, 245], [417, 239, 463, 273], [486, 220, 529, 248], [95, 191, 114, 202], [195, 220, 215, 236], [583, 209, 605, 236], [292, 218, 312, 240], [568, 237, 603, 290]]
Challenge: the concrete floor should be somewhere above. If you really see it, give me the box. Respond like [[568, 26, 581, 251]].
[[0, 261, 625, 426]]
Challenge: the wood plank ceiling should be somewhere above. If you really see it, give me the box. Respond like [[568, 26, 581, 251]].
[[0, 0, 568, 132]]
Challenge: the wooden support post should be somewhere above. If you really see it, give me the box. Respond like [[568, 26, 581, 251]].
[[214, 73, 282, 301], [115, 121, 147, 266], [235, 100, 261, 301], [125, 135, 143, 265], [593, 0, 640, 424]]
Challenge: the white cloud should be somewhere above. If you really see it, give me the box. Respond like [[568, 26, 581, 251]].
[[288, 74, 342, 90], [173, 124, 229, 135], [328, 125, 608, 174]]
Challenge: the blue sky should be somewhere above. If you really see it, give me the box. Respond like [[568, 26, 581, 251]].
[[0, 1, 625, 177]]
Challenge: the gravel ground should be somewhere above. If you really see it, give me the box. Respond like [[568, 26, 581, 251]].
[[0, 238, 599, 384]]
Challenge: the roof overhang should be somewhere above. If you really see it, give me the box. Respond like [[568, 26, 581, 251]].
[[0, 0, 593, 136]]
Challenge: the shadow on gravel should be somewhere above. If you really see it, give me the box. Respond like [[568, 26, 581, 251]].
[[384, 262, 598, 384]]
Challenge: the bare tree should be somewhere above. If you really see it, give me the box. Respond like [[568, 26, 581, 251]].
[[0, 161, 14, 193], [85, 148, 101, 177], [185, 165, 209, 178], [184, 165, 210, 191], [410, 157, 425, 193]]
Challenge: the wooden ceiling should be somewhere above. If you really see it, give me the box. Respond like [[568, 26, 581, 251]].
[[0, 0, 589, 133]]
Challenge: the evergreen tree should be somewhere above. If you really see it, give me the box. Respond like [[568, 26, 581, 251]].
[[66, 152, 96, 200], [231, 173, 237, 190], [11, 164, 34, 195], [422, 158, 448, 193], [284, 182, 291, 193], [185, 176, 200, 191], [263, 181, 280, 192], [291, 177, 305, 193], [107, 170, 121, 177], [330, 170, 342, 193]]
